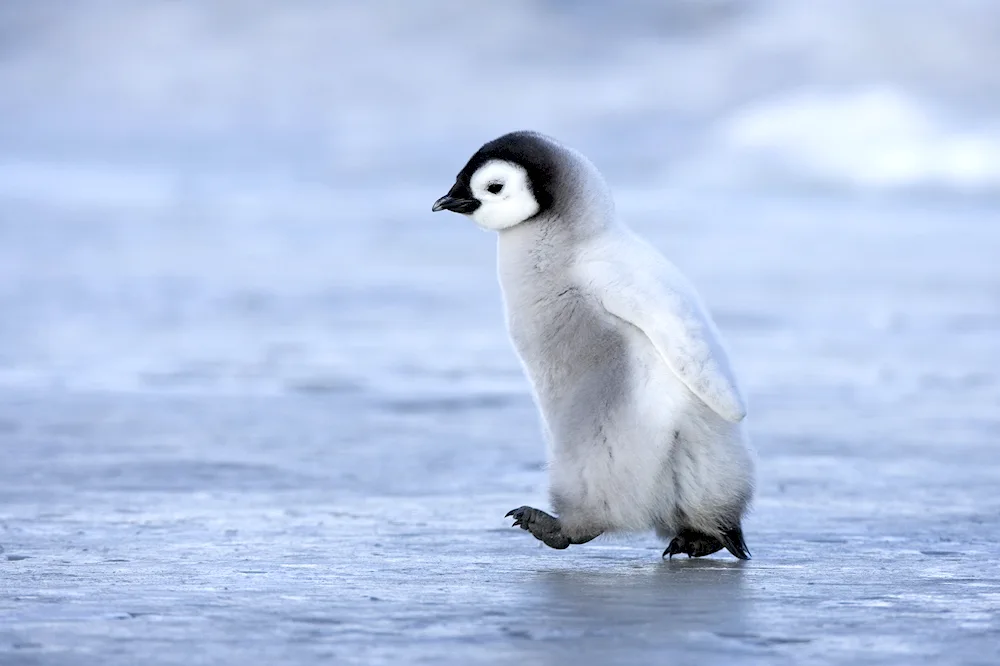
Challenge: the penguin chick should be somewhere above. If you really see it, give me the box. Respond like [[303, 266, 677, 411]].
[[431, 131, 755, 560]]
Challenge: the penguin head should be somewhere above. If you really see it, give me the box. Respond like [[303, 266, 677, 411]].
[[432, 131, 559, 231]]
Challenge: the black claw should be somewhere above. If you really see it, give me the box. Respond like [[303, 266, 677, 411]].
[[506, 507, 528, 521], [662, 537, 685, 560], [720, 525, 751, 560], [507, 507, 531, 530]]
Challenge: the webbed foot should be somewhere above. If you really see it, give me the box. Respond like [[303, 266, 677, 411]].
[[505, 506, 600, 550], [663, 525, 750, 560]]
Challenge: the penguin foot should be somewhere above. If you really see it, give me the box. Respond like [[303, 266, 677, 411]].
[[506, 506, 570, 549], [663, 529, 724, 559], [663, 526, 751, 560], [505, 506, 600, 550]]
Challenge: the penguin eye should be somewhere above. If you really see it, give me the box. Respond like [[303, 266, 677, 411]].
[[486, 182, 504, 195]]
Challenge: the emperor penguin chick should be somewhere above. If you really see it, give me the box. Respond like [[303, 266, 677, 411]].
[[431, 131, 755, 559]]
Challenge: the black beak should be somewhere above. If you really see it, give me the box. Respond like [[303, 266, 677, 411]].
[[431, 181, 481, 214], [432, 195, 480, 213]]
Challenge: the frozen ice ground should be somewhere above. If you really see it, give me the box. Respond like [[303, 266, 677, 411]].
[[2, 1, 1000, 664], [2, 195, 998, 665]]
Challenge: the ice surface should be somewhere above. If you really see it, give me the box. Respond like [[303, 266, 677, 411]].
[[2, 2, 1000, 664]]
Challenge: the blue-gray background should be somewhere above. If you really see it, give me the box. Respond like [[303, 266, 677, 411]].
[[1, 2, 998, 664]]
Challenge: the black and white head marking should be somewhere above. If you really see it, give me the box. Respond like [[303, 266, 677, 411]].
[[432, 131, 563, 231]]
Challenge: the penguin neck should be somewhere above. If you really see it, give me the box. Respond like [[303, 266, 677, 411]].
[[496, 205, 619, 282]]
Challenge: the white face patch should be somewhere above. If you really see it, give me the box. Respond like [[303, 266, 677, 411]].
[[467, 160, 540, 231]]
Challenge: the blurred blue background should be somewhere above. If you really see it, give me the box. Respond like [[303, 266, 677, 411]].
[[2, 2, 999, 663], [0, 0, 998, 401]]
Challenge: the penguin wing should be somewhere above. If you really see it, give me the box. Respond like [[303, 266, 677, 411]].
[[588, 254, 748, 423]]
